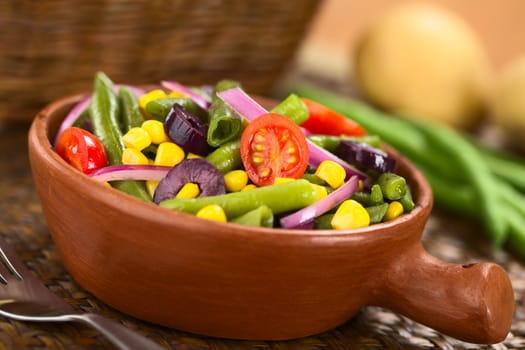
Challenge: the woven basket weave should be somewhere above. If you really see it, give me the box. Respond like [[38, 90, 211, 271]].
[[0, 0, 320, 121]]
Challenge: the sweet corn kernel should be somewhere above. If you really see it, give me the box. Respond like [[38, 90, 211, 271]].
[[241, 184, 257, 192], [358, 180, 364, 191], [186, 153, 202, 159], [274, 177, 295, 185], [224, 170, 248, 192], [331, 199, 370, 230], [154, 142, 185, 167], [315, 160, 346, 189], [384, 201, 404, 221], [176, 183, 200, 198], [122, 148, 149, 165], [141, 120, 169, 144], [196, 204, 227, 222], [312, 184, 328, 201], [146, 180, 159, 198], [122, 127, 151, 151], [139, 89, 168, 110]]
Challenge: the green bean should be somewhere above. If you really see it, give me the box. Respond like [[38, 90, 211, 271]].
[[160, 180, 318, 218], [145, 98, 207, 122], [89, 72, 150, 201], [230, 206, 274, 227], [270, 94, 309, 125], [399, 186, 415, 212], [205, 140, 242, 174], [72, 109, 91, 129], [366, 203, 389, 224], [314, 214, 334, 229], [478, 146, 525, 193], [119, 87, 144, 132], [308, 134, 382, 153], [207, 79, 243, 147], [377, 173, 406, 201], [351, 184, 383, 206], [301, 173, 327, 186]]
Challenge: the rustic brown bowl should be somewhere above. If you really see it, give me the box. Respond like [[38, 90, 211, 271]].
[[28, 93, 514, 344]]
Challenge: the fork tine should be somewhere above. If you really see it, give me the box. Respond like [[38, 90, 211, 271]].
[[0, 236, 24, 281]]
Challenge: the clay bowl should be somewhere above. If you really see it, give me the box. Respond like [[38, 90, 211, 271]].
[[28, 93, 514, 344]]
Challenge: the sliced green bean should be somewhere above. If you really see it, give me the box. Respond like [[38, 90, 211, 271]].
[[160, 180, 318, 218], [207, 79, 243, 147], [119, 87, 144, 132], [230, 206, 274, 227], [314, 214, 334, 229], [399, 186, 415, 212], [378, 173, 406, 201], [145, 97, 207, 122], [351, 184, 383, 207], [366, 203, 389, 224], [308, 134, 382, 153], [270, 94, 309, 125], [205, 140, 242, 174]]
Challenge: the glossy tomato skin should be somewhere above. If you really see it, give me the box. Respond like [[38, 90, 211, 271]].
[[55, 127, 107, 174], [301, 98, 366, 137], [240, 113, 309, 186]]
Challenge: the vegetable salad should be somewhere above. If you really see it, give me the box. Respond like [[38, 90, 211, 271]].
[[54, 72, 414, 230]]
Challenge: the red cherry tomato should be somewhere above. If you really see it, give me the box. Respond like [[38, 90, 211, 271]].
[[55, 127, 108, 174], [240, 113, 309, 186], [300, 98, 366, 136]]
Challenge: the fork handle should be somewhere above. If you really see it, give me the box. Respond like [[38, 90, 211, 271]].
[[71, 313, 166, 350]]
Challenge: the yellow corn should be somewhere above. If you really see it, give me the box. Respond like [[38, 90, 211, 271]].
[[141, 120, 169, 144], [122, 148, 149, 165], [122, 127, 151, 151], [146, 180, 159, 198], [154, 142, 185, 167], [315, 160, 346, 189], [186, 152, 202, 159], [176, 183, 200, 198], [241, 184, 257, 192], [168, 90, 185, 98], [195, 204, 227, 222], [312, 184, 328, 201], [274, 177, 295, 185], [139, 89, 168, 110], [331, 199, 370, 230], [224, 170, 248, 192], [384, 201, 404, 221]]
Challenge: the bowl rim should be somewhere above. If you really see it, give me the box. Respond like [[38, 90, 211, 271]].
[[30, 92, 433, 241]]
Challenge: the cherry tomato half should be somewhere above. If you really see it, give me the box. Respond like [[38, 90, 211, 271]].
[[301, 98, 366, 137], [55, 127, 108, 174], [240, 113, 309, 186]]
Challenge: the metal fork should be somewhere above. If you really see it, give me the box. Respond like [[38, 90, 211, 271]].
[[0, 236, 166, 350]]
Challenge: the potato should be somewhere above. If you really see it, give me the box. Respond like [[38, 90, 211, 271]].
[[491, 55, 525, 150], [353, 3, 492, 129]]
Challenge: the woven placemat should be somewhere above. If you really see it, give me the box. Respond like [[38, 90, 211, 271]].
[[0, 119, 523, 349]]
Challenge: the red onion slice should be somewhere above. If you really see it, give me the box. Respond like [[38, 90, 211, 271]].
[[280, 176, 360, 229], [89, 165, 171, 182], [161, 81, 211, 111]]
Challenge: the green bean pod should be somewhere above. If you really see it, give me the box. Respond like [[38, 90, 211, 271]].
[[89, 72, 150, 201], [399, 186, 415, 212], [231, 206, 274, 227], [308, 134, 383, 153], [207, 79, 243, 147], [160, 180, 318, 218], [119, 87, 145, 131], [314, 214, 334, 229], [205, 140, 242, 174], [351, 184, 384, 207], [378, 173, 407, 201], [270, 94, 309, 125]]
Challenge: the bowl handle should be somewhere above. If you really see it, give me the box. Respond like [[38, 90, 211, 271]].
[[374, 243, 514, 344]]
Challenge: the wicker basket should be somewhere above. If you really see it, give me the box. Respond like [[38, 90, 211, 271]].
[[0, 0, 320, 121]]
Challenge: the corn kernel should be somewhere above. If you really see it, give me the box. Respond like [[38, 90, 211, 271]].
[[146, 180, 159, 198], [141, 120, 169, 144], [315, 160, 346, 189], [154, 142, 185, 167], [196, 204, 227, 222], [241, 184, 257, 192], [122, 148, 149, 165], [224, 170, 248, 192], [122, 127, 151, 151], [186, 153, 202, 159], [312, 184, 328, 201], [176, 183, 200, 198], [331, 199, 370, 230], [274, 177, 295, 185], [384, 201, 404, 221], [139, 89, 168, 110]]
